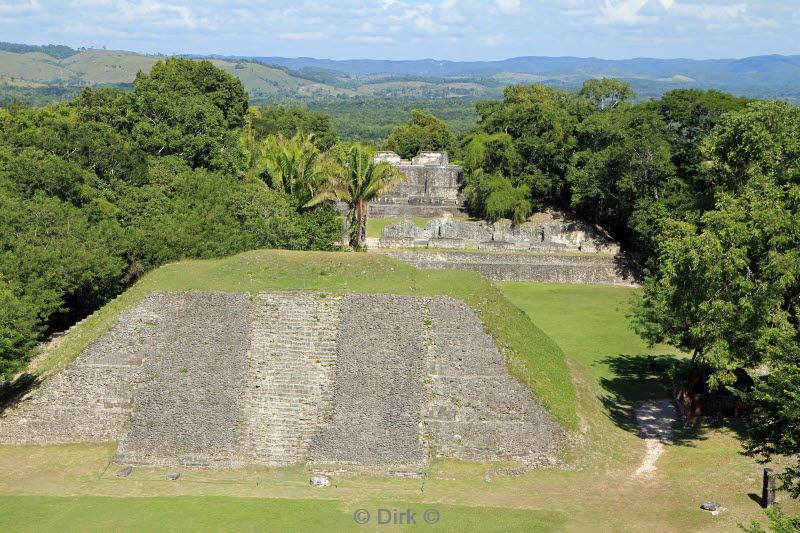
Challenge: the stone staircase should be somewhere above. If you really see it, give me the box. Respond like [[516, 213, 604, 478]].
[[241, 292, 341, 465]]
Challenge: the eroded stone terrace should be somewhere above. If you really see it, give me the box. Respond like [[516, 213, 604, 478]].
[[0, 291, 562, 470]]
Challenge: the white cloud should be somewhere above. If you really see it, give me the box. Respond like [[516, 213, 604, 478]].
[[596, 0, 651, 25], [0, 0, 796, 61], [278, 31, 327, 41], [414, 14, 439, 33], [0, 0, 41, 14], [346, 35, 395, 44], [674, 2, 746, 20], [480, 34, 511, 46], [63, 23, 128, 38], [496, 0, 521, 15]]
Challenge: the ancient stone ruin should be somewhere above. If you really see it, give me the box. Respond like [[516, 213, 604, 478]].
[[380, 210, 619, 254], [370, 151, 464, 217], [0, 291, 561, 471], [376, 211, 638, 285]]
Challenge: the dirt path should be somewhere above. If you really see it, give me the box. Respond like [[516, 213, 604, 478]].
[[633, 399, 677, 478]]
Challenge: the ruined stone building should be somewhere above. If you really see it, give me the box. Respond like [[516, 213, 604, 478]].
[[370, 151, 464, 217]]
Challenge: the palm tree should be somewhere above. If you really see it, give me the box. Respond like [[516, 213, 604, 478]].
[[307, 144, 406, 248], [249, 133, 328, 207]]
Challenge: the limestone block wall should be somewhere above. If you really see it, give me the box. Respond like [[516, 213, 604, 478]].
[[380, 212, 621, 255], [379, 250, 640, 286], [0, 294, 167, 444], [115, 292, 251, 467], [0, 291, 562, 470], [423, 297, 560, 465], [309, 294, 428, 467], [371, 151, 464, 217]]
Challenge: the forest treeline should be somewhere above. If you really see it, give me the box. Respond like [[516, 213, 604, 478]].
[[0, 59, 344, 379]]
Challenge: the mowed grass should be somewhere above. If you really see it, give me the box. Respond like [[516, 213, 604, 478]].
[[499, 283, 681, 400], [365, 217, 431, 238], [0, 496, 565, 532]]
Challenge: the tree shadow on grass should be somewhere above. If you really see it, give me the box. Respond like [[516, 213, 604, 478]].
[[596, 353, 707, 447], [0, 373, 40, 414]]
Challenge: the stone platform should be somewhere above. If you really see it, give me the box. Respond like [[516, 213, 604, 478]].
[[0, 291, 561, 470], [378, 250, 640, 286]]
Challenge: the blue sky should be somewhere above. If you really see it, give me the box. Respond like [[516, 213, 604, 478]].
[[0, 1, 798, 60]]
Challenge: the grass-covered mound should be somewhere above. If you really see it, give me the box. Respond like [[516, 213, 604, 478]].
[[30, 249, 577, 430]]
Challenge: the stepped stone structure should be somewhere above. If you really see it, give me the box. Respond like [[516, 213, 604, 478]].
[[379, 211, 620, 254], [379, 250, 639, 285], [115, 292, 251, 467], [370, 151, 464, 217], [310, 294, 428, 466], [242, 292, 341, 466], [0, 291, 561, 471], [375, 211, 639, 285]]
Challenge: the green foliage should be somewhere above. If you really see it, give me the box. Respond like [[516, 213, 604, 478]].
[[465, 83, 759, 261], [0, 41, 79, 59], [464, 170, 531, 224], [252, 106, 338, 150], [462, 132, 520, 176], [301, 97, 479, 145], [0, 275, 39, 377], [248, 133, 329, 207], [567, 104, 675, 254], [0, 59, 342, 379], [703, 101, 800, 191], [743, 364, 800, 499], [633, 175, 799, 381], [385, 109, 454, 158], [578, 79, 634, 111], [630, 100, 800, 511], [654, 89, 751, 198], [129, 58, 248, 171], [740, 506, 800, 533]]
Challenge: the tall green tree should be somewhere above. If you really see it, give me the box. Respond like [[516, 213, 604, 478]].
[[632, 102, 800, 382], [578, 78, 634, 111], [567, 104, 675, 255], [309, 144, 405, 248], [253, 106, 339, 151], [632, 104, 800, 522], [385, 109, 454, 159], [128, 58, 248, 172]]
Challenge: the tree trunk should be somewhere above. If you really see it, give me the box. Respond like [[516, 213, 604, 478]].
[[359, 201, 368, 248], [349, 200, 368, 249], [348, 203, 360, 248]]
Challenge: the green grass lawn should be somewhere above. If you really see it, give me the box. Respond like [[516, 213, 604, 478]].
[[366, 217, 431, 238], [2, 256, 796, 532], [0, 496, 566, 532]]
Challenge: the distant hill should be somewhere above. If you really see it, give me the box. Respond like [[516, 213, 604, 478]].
[[1, 42, 800, 104], [254, 54, 800, 99], [0, 47, 351, 99]]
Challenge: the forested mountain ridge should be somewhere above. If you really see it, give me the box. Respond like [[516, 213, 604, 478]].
[[3, 42, 800, 104]]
